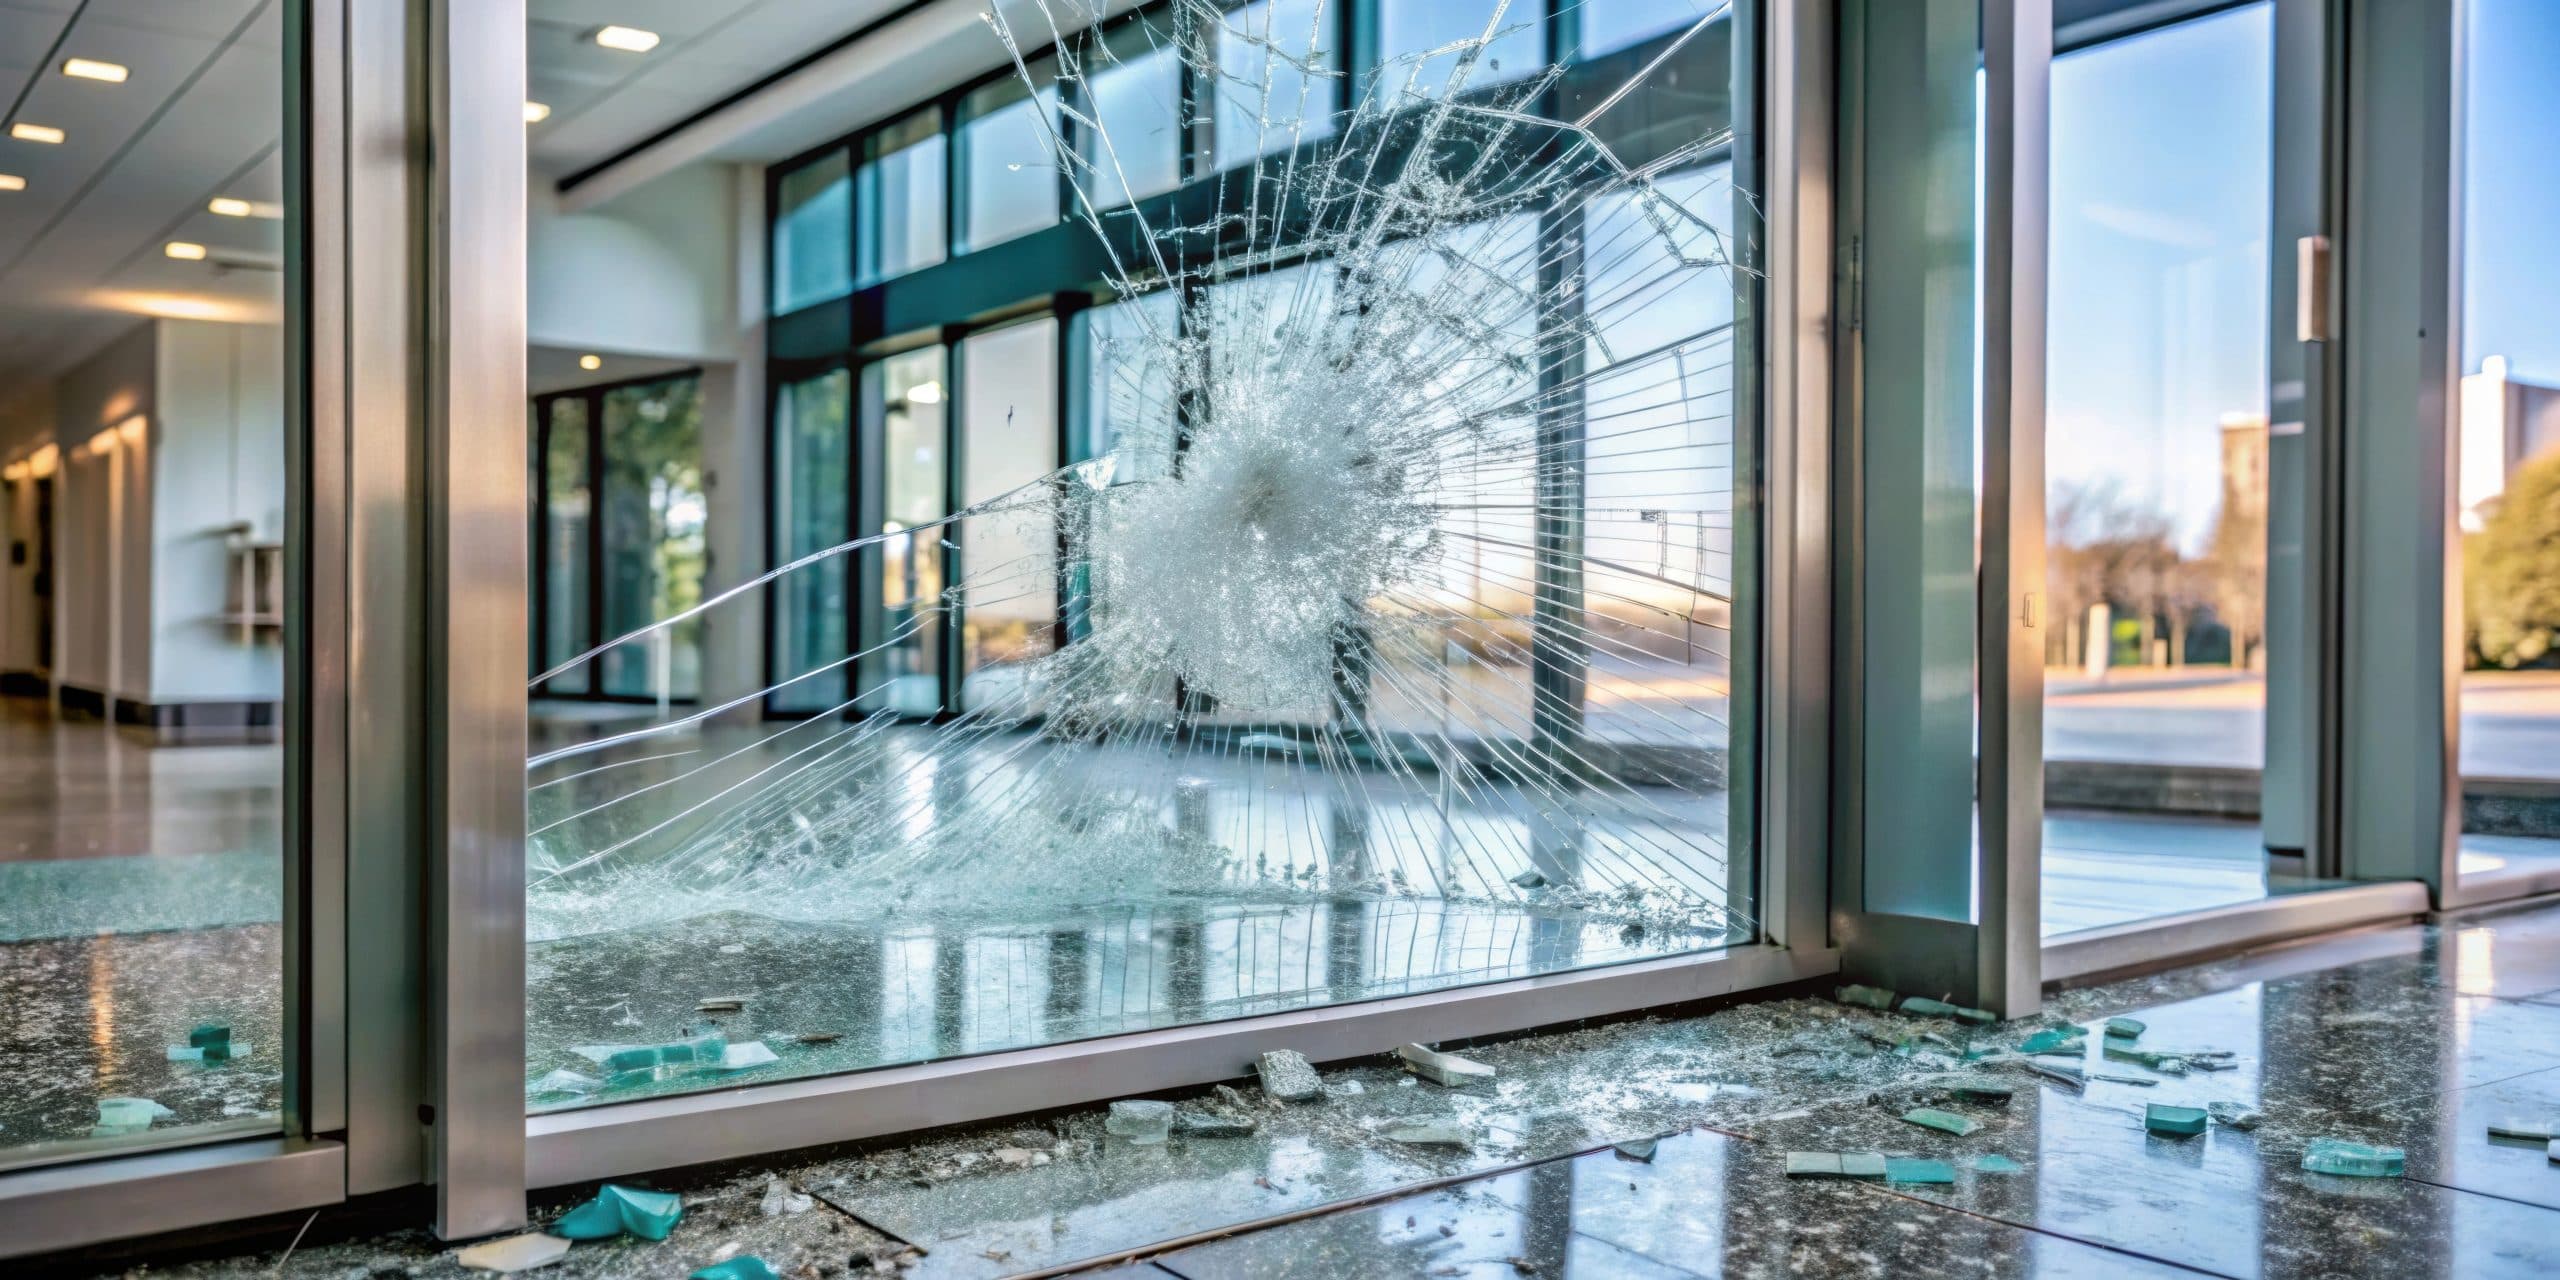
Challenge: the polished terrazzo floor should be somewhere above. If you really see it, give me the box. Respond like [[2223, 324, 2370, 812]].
[[46, 898, 2560, 1279]]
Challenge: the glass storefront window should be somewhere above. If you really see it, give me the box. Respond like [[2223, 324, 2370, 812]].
[[770, 369, 853, 714], [1211, 0, 1340, 171], [857, 112, 947, 288], [537, 395, 594, 696], [2454, 0, 2560, 878], [1078, 32, 1184, 210], [957, 73, 1063, 253], [0, 0, 290, 1171], [869, 347, 950, 716], [957, 319, 1062, 705], [774, 151, 854, 312], [1377, 0, 1547, 94]]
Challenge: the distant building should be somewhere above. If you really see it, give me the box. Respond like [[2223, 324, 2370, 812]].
[[2459, 355, 2560, 530], [2218, 412, 2269, 525]]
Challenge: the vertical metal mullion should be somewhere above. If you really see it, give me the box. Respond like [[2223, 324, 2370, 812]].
[[584, 388, 606, 698], [1529, 201, 1587, 785], [425, 0, 529, 1238], [940, 335, 967, 714], [1977, 0, 2050, 1016], [2336, 0, 2460, 900], [283, 0, 346, 1142], [1765, 0, 1836, 955]]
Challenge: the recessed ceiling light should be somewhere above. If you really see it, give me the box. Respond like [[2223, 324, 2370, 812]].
[[524, 101, 552, 123], [0, 174, 23, 192], [62, 58, 129, 83], [593, 25, 660, 53], [208, 197, 255, 217], [165, 242, 208, 261], [10, 123, 66, 145], [579, 354, 603, 371]]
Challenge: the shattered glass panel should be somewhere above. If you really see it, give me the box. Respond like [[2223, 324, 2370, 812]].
[[525, 0, 1759, 1108]]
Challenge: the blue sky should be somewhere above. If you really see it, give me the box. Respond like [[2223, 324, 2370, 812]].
[[2043, 0, 2555, 552], [2465, 0, 2560, 382], [2046, 3, 2273, 552]]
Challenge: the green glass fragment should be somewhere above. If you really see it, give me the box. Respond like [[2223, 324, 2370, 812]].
[[2088, 1072, 2158, 1086], [2145, 1104, 2208, 1137], [2028, 1061, 2086, 1088], [1835, 984, 1898, 1011], [691, 1259, 782, 1280], [1885, 1158, 1956, 1184], [1901, 1107, 1981, 1136], [1901, 997, 1997, 1025], [166, 1045, 205, 1063], [2019, 1028, 2085, 1056], [576, 1035, 727, 1075], [2103, 1017, 2145, 1040], [1950, 1080, 2015, 1105], [553, 1184, 685, 1241], [189, 1023, 231, 1049], [1784, 1151, 1886, 1179], [2103, 1043, 2189, 1074], [1972, 1154, 2025, 1174], [93, 1097, 173, 1135], [2301, 1139, 2404, 1178], [1612, 1138, 1658, 1162]]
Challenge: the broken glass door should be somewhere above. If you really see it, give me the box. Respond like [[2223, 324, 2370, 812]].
[[522, 0, 1765, 1111]]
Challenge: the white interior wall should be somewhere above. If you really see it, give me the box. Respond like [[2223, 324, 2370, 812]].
[[530, 163, 743, 364], [48, 323, 157, 699], [150, 319, 286, 703]]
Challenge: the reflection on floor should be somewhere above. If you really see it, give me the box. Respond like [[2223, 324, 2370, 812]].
[[79, 899, 2560, 1278], [0, 699, 283, 1167]]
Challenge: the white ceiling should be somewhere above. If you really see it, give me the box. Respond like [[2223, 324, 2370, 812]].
[[0, 0, 946, 412], [0, 0, 285, 405]]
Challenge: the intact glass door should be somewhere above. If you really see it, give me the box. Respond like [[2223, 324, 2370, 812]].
[[2036, 0, 2347, 934]]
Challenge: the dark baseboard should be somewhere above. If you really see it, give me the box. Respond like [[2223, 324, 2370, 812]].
[[0, 669, 45, 697], [114, 696, 281, 745], [49, 684, 279, 743], [56, 682, 108, 719]]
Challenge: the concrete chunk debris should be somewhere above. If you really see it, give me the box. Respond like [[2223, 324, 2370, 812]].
[[1398, 1042, 1496, 1087], [1255, 1049, 1324, 1102], [1105, 1099, 1175, 1144], [2208, 1101, 2263, 1131], [1901, 1107, 1981, 1136], [2145, 1104, 2209, 1137], [2301, 1138, 2405, 1178], [1382, 1120, 1470, 1147], [758, 1176, 811, 1216], [1834, 984, 1898, 1011], [456, 1233, 573, 1273], [697, 997, 746, 1012], [1173, 1111, 1257, 1138], [92, 1097, 173, 1136]]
